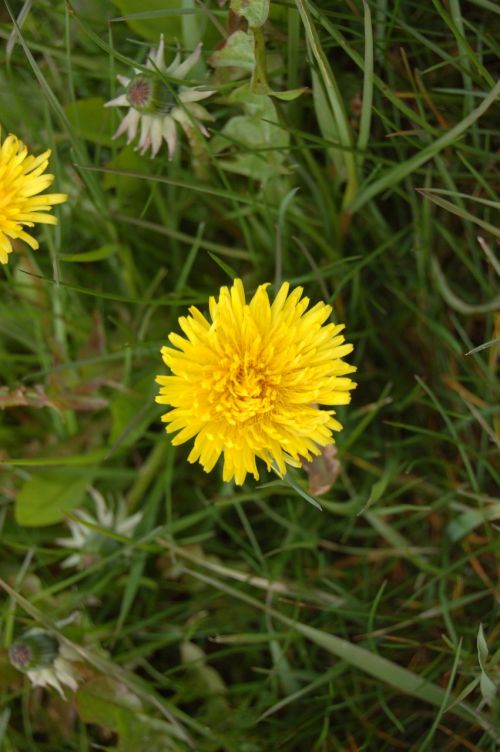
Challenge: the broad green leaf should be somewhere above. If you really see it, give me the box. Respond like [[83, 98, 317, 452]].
[[15, 472, 92, 526], [211, 84, 289, 181], [231, 0, 270, 27], [76, 676, 142, 732], [111, 0, 182, 41], [103, 146, 152, 199], [214, 116, 286, 181], [268, 87, 308, 101], [209, 30, 255, 71], [65, 98, 115, 147], [77, 677, 183, 751]]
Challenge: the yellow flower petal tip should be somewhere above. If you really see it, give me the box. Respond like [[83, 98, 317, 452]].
[[156, 279, 357, 486], [0, 133, 67, 264]]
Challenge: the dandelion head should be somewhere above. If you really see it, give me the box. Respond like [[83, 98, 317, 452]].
[[105, 36, 214, 159], [125, 74, 175, 114], [156, 279, 357, 485], [9, 628, 80, 698], [0, 133, 67, 264], [126, 75, 155, 109]]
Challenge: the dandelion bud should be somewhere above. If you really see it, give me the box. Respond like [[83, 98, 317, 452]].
[[105, 37, 214, 158], [9, 629, 59, 673], [126, 74, 175, 115]]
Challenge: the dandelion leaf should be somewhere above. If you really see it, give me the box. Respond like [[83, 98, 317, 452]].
[[65, 98, 115, 147], [231, 0, 270, 27], [209, 30, 255, 72], [15, 472, 92, 527]]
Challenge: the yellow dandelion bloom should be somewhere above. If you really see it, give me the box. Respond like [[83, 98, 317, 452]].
[[0, 133, 67, 264], [156, 279, 357, 485]]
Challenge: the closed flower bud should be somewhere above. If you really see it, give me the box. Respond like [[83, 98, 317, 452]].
[[126, 74, 175, 115], [9, 629, 59, 672], [105, 35, 214, 159], [9, 628, 81, 698]]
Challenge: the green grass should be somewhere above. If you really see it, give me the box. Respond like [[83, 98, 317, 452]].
[[1, 0, 499, 750]]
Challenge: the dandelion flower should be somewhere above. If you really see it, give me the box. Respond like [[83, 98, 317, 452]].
[[9, 629, 80, 698], [56, 489, 142, 568], [0, 133, 67, 264], [156, 279, 357, 485], [105, 35, 214, 159]]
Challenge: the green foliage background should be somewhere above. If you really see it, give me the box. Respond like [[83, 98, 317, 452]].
[[0, 0, 499, 749]]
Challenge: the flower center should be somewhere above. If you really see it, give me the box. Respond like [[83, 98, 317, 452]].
[[126, 75, 175, 115], [126, 76, 152, 108], [209, 354, 278, 425], [9, 643, 32, 670]]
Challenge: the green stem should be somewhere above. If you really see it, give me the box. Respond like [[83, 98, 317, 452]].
[[251, 26, 269, 92]]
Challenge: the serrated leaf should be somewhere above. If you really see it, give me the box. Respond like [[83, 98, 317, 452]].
[[209, 30, 255, 71], [15, 472, 92, 527], [230, 0, 269, 27]]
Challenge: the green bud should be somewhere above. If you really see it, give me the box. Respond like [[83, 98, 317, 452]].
[[126, 74, 175, 115], [9, 629, 59, 672]]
